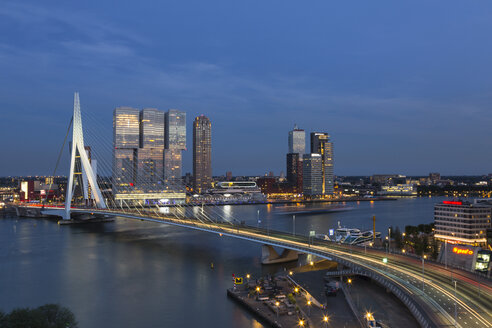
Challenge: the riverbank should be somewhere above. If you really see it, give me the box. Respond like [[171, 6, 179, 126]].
[[189, 196, 397, 207]]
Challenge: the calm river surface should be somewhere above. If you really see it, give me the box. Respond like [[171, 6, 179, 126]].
[[0, 197, 442, 327]]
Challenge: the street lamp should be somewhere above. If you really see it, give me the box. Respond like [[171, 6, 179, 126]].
[[388, 227, 391, 253], [293, 215, 296, 236], [453, 280, 457, 326], [275, 301, 280, 318], [294, 287, 299, 294], [289, 271, 294, 276], [310, 261, 314, 266], [323, 315, 329, 328], [444, 240, 448, 269], [299, 319, 305, 327], [307, 300, 311, 316], [422, 255, 427, 292]]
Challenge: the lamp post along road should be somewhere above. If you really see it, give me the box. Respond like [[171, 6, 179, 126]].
[[292, 215, 295, 236], [454, 280, 458, 327], [422, 256, 425, 292], [388, 227, 391, 253], [445, 240, 448, 269]]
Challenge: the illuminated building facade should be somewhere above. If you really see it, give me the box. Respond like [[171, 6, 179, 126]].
[[140, 108, 165, 149], [164, 109, 186, 182], [302, 153, 322, 196], [380, 184, 417, 196], [193, 115, 212, 193], [113, 107, 139, 194], [113, 107, 186, 204], [310, 132, 334, 195], [286, 125, 305, 194], [434, 200, 492, 246], [138, 108, 164, 191], [288, 125, 305, 154]]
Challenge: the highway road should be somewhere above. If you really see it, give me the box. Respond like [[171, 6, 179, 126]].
[[43, 206, 492, 327]]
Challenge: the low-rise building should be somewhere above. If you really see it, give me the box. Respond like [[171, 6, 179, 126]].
[[434, 199, 492, 246], [380, 184, 417, 196]]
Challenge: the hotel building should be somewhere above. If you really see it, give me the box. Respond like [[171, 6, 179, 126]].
[[434, 200, 492, 246]]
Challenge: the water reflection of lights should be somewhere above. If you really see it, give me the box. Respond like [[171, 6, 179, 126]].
[[223, 205, 232, 218]]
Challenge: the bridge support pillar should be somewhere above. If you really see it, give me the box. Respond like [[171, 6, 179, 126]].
[[261, 245, 299, 265], [64, 92, 107, 220]]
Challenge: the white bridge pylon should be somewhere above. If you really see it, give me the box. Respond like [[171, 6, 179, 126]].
[[64, 92, 106, 220]]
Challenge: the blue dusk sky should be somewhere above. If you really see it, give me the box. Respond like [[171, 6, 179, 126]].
[[1, 1, 491, 176]]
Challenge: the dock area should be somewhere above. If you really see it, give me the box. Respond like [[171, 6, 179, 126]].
[[227, 275, 315, 327]]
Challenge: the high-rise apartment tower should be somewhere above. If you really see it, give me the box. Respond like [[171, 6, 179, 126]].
[[193, 115, 212, 193], [302, 153, 323, 196]]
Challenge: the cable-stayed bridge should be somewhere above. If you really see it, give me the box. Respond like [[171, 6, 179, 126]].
[[17, 93, 492, 328]]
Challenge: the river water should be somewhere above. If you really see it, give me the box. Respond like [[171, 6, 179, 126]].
[[0, 197, 440, 327]]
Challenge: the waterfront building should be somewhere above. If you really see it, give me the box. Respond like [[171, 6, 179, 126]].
[[302, 153, 323, 197], [194, 181, 266, 203], [256, 177, 295, 197], [310, 132, 334, 195], [193, 115, 212, 193], [19, 180, 60, 202], [380, 184, 417, 196], [286, 125, 305, 194], [113, 107, 185, 205], [286, 153, 303, 192], [434, 199, 492, 246], [113, 107, 139, 194], [140, 108, 165, 149], [288, 125, 305, 154], [164, 109, 186, 181], [429, 172, 441, 184], [371, 174, 406, 185], [137, 108, 165, 191]]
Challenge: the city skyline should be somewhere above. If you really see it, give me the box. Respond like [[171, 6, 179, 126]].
[[1, 2, 491, 328], [1, 1, 492, 176]]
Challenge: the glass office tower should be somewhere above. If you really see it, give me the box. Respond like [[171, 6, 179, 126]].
[[164, 109, 186, 181], [113, 107, 140, 194], [288, 124, 305, 154], [138, 108, 165, 191], [310, 132, 334, 195]]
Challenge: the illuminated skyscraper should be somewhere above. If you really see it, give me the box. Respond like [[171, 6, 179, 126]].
[[287, 125, 305, 193], [286, 153, 303, 192], [302, 153, 322, 196], [112, 106, 186, 205], [164, 109, 186, 181], [137, 108, 164, 190], [113, 107, 139, 194], [140, 108, 165, 149], [288, 124, 305, 154], [193, 115, 212, 193], [310, 132, 334, 195]]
